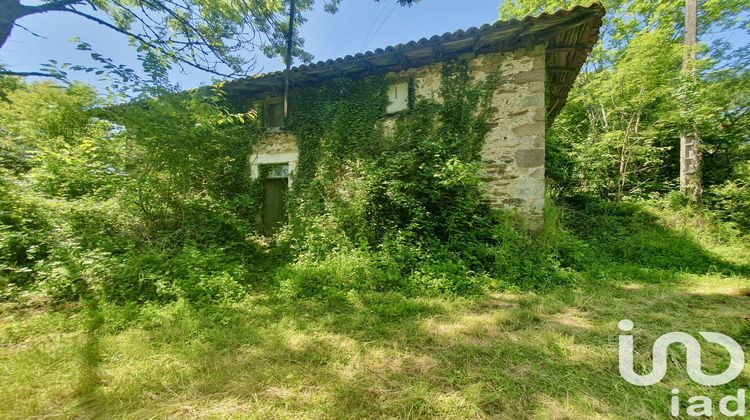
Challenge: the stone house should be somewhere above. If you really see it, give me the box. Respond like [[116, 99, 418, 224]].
[[224, 3, 604, 232]]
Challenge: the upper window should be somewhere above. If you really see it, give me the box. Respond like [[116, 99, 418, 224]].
[[264, 98, 284, 129], [386, 81, 409, 114]]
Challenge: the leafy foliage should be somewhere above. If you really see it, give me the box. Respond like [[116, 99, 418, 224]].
[[1, 0, 748, 304], [1, 0, 311, 81], [275, 61, 571, 296], [708, 171, 750, 232], [503, 0, 749, 210], [0, 79, 264, 302]]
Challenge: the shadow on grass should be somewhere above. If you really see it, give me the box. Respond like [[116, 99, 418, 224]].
[[64, 281, 749, 418], [560, 199, 750, 284], [74, 299, 105, 417]]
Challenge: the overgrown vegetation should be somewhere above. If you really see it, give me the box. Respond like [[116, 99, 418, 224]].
[[276, 61, 572, 297], [1, 1, 746, 308], [1, 79, 748, 414], [0, 216, 748, 417], [502, 0, 750, 220], [0, 77, 747, 420], [1, 1, 749, 416], [0, 63, 591, 304], [0, 81, 266, 303]]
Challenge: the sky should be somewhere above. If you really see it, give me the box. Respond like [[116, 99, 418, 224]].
[[1, 0, 503, 91], [2, 1, 747, 92]]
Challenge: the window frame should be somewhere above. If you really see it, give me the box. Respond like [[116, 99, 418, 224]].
[[386, 80, 410, 114], [263, 97, 285, 130]]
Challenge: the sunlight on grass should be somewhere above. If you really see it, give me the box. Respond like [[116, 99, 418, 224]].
[[2, 273, 748, 418]]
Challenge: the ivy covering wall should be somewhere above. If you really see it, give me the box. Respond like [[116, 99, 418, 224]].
[[0, 61, 569, 305], [245, 60, 567, 296], [282, 62, 493, 240]]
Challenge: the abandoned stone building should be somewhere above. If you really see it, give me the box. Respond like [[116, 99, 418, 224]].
[[224, 3, 605, 232]]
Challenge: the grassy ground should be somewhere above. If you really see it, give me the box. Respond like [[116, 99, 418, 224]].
[[1, 203, 749, 419]]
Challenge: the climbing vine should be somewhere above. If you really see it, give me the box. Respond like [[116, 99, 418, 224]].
[[220, 60, 565, 297], [286, 76, 388, 194], [265, 59, 562, 297]]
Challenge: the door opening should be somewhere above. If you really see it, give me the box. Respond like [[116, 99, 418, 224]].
[[261, 164, 289, 236]]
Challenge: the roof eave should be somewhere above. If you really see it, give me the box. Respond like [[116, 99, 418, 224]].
[[223, 2, 605, 126]]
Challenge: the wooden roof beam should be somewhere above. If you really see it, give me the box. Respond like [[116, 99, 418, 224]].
[[394, 51, 411, 67], [432, 45, 443, 61], [529, 11, 599, 38], [497, 21, 536, 50], [472, 33, 486, 52]]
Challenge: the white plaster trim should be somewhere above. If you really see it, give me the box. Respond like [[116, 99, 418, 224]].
[[250, 152, 298, 188]]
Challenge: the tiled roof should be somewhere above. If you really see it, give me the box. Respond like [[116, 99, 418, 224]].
[[224, 2, 605, 124]]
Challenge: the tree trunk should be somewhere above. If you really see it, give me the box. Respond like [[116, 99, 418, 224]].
[[0, 0, 24, 49], [679, 0, 702, 204], [283, 0, 296, 118], [617, 114, 635, 203]]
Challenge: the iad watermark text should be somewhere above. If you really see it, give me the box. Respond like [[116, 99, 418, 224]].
[[618, 319, 746, 417]]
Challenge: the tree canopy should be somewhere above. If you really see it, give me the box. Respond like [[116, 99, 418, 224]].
[[501, 0, 749, 208]]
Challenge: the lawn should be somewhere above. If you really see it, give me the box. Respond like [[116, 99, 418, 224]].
[[1, 202, 749, 419], [1, 277, 748, 418]]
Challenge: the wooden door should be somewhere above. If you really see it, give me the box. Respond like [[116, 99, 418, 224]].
[[262, 178, 288, 235]]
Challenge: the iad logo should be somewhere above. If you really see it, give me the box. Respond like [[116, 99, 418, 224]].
[[618, 319, 744, 386], [617, 319, 747, 417]]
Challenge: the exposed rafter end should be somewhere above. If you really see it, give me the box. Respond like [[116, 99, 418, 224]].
[[394, 52, 411, 67], [472, 34, 486, 53]]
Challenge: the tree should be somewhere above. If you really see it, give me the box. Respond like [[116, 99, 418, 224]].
[[500, 0, 749, 201], [551, 30, 681, 201], [679, 0, 702, 204], [0, 0, 419, 84], [0, 0, 299, 79]]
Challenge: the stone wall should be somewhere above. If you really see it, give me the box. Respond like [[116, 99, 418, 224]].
[[250, 45, 547, 226], [390, 46, 547, 226], [474, 46, 546, 226]]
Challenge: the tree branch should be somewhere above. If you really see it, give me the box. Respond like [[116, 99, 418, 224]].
[[0, 70, 59, 78], [64, 6, 236, 77], [18, 0, 83, 17], [13, 22, 47, 39]]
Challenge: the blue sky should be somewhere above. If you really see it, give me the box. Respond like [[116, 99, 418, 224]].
[[1, 1, 747, 91], [1, 0, 502, 90]]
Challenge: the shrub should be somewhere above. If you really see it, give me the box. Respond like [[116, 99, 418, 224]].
[[409, 259, 486, 296], [0, 173, 52, 291], [709, 180, 750, 233], [104, 244, 249, 303], [277, 249, 392, 299]]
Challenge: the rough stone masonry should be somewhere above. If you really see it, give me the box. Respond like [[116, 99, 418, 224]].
[[251, 45, 547, 227], [235, 3, 605, 231]]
